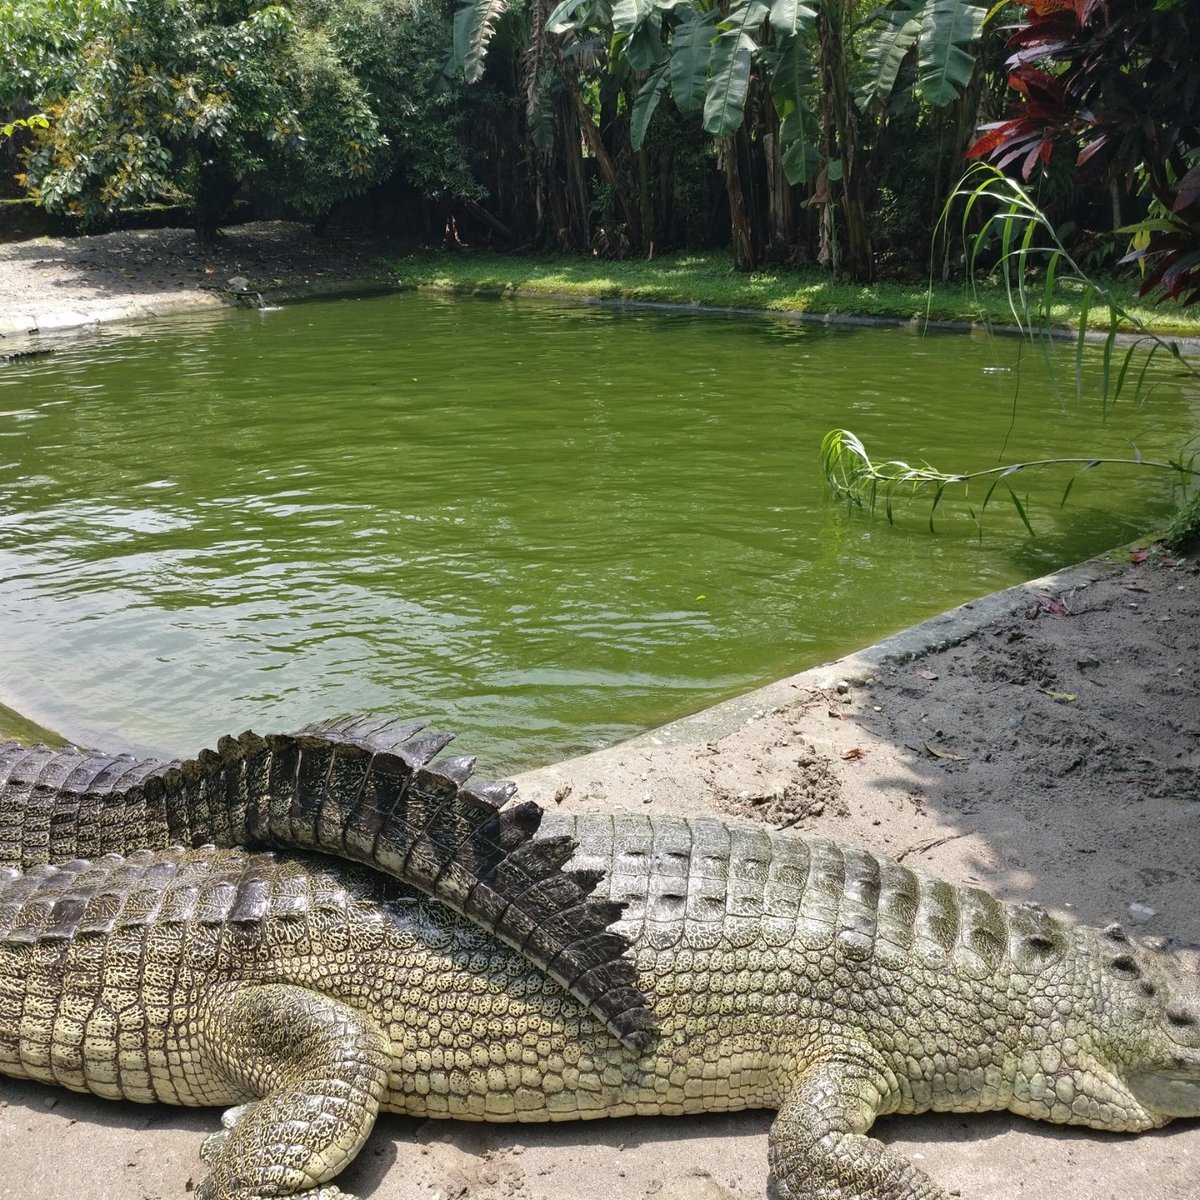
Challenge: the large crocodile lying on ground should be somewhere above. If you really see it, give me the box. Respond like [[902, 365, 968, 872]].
[[1, 721, 1198, 1200]]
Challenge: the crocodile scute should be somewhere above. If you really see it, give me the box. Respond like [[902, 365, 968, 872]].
[[1, 803, 1198, 1200]]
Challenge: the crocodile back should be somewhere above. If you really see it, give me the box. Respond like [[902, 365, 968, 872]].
[[546, 813, 1069, 981]]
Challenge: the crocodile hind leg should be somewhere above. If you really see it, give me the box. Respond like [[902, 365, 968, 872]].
[[768, 1058, 951, 1200], [192, 983, 391, 1200]]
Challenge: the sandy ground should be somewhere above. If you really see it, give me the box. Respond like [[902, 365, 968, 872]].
[[1, 225, 1198, 1198], [0, 221, 394, 339]]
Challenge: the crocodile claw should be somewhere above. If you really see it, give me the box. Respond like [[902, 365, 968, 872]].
[[199, 1103, 361, 1199], [199, 1128, 228, 1166], [200, 1103, 256, 1163]]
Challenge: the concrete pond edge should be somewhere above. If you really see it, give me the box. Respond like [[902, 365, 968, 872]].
[[0, 277, 396, 350]]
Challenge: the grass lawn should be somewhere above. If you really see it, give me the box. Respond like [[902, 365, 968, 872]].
[[388, 250, 1200, 338]]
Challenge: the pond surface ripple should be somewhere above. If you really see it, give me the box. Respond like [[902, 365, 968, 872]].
[[0, 293, 1195, 767]]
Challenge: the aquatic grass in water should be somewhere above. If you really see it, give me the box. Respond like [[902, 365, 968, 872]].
[[0, 292, 1196, 768]]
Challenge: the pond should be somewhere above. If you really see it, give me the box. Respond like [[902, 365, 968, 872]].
[[1, 292, 1196, 768]]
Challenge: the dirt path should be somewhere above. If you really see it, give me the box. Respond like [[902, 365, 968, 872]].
[[2, 222, 1198, 1198], [0, 221, 395, 339]]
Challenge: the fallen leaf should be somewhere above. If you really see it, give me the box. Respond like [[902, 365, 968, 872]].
[[1038, 687, 1078, 702], [827, 708, 847, 719], [841, 747, 867, 760], [1129, 548, 1149, 564], [924, 743, 969, 762], [916, 669, 938, 680], [1034, 593, 1069, 617]]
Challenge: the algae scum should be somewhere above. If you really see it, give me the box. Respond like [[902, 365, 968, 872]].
[[0, 292, 1196, 764]]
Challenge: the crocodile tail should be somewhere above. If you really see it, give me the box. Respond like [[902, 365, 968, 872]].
[[0, 741, 211, 868], [0, 719, 657, 1050], [258, 716, 656, 1050]]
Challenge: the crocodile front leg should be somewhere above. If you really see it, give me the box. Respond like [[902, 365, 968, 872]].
[[193, 983, 391, 1200], [769, 1058, 951, 1200]]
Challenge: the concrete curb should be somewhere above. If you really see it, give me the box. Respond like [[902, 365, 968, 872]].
[[3, 266, 1197, 355], [409, 284, 1200, 353], [0, 292, 227, 345]]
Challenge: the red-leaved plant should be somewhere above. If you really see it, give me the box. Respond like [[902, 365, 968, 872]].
[[968, 0, 1200, 305]]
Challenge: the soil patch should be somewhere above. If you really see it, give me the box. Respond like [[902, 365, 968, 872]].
[[0, 220, 396, 338]]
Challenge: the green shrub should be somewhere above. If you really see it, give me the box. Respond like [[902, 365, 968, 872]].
[[1166, 491, 1200, 553]]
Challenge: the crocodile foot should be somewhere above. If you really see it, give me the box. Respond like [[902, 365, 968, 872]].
[[197, 1182, 359, 1200], [200, 1103, 257, 1164], [197, 1104, 363, 1200]]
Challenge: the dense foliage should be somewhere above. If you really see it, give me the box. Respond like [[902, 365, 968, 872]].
[[0, 0, 471, 237], [444, 0, 1003, 276], [0, 0, 1008, 266], [2, 0, 1191, 288], [969, 0, 1200, 305]]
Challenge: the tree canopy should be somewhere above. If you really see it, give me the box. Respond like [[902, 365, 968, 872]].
[[0, 0, 472, 237], [1, 0, 1191, 287]]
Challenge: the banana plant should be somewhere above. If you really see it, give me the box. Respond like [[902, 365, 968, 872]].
[[860, 0, 987, 108], [448, 0, 991, 271], [454, 0, 987, 170], [448, 0, 510, 81]]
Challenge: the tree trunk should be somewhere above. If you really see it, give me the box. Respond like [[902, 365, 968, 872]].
[[546, 158, 573, 250], [192, 148, 236, 243], [762, 89, 794, 261], [456, 195, 514, 244], [736, 120, 763, 262], [532, 88, 589, 251], [560, 102, 590, 247], [817, 2, 872, 281], [637, 146, 655, 256], [556, 51, 641, 250], [719, 137, 756, 270]]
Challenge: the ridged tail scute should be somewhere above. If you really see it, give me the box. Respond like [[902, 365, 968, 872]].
[[0, 742, 198, 869], [0, 716, 657, 1050]]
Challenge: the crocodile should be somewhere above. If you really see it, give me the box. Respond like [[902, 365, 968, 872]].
[[2, 790, 1199, 1199]]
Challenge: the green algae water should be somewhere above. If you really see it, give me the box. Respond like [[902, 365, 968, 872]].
[[0, 293, 1196, 767]]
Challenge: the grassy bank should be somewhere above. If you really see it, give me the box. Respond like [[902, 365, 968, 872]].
[[0, 701, 66, 746], [389, 250, 1200, 338]]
